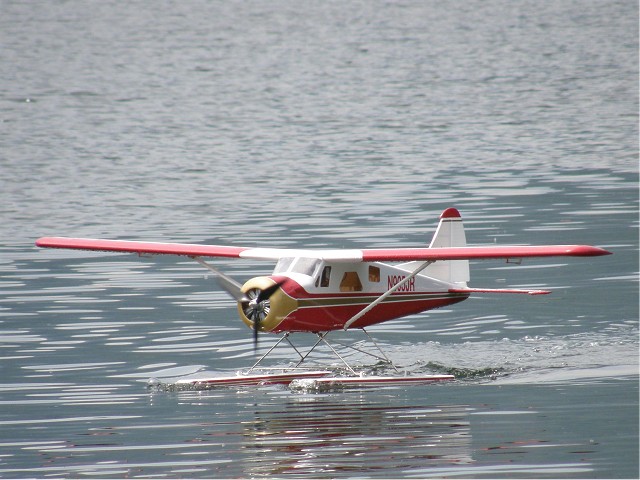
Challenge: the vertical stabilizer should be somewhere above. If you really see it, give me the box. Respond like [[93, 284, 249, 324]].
[[426, 208, 470, 286]]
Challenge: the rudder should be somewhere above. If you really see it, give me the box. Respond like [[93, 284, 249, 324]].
[[426, 208, 470, 286]]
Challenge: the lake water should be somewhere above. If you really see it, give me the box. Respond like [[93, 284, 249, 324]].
[[1, 0, 638, 478]]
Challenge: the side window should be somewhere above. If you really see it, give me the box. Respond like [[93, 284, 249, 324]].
[[340, 272, 363, 292], [369, 266, 380, 282], [319, 266, 332, 287]]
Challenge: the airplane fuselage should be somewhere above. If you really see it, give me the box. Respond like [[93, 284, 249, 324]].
[[238, 259, 469, 333]]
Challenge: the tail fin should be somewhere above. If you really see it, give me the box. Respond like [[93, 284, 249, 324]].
[[426, 208, 470, 286]]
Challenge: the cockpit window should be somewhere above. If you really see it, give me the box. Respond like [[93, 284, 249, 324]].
[[273, 257, 321, 277], [291, 258, 321, 277], [273, 257, 294, 274]]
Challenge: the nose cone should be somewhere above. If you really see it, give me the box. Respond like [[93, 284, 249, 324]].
[[237, 276, 298, 333]]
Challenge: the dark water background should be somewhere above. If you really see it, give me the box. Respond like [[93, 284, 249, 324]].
[[1, 1, 638, 478]]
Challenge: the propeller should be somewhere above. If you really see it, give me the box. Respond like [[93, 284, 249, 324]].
[[241, 280, 286, 350], [193, 259, 286, 351], [193, 258, 244, 301]]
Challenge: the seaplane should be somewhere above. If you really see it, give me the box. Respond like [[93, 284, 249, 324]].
[[36, 208, 611, 389]]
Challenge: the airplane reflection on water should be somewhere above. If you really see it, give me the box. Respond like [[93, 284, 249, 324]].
[[201, 394, 472, 476]]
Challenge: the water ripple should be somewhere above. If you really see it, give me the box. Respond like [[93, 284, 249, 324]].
[[1, 0, 636, 477]]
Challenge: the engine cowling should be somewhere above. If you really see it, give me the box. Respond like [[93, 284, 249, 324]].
[[237, 276, 298, 333]]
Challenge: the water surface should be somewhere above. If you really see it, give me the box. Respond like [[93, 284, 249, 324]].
[[1, 0, 638, 478]]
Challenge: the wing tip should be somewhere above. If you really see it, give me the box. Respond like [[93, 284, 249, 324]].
[[570, 245, 612, 256], [35, 237, 60, 248]]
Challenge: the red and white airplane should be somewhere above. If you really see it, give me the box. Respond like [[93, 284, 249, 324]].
[[36, 208, 611, 388]]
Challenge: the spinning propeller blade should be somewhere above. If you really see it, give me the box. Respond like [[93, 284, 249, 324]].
[[253, 315, 259, 351], [256, 281, 284, 304], [193, 258, 284, 351], [214, 271, 244, 301], [193, 258, 244, 301]]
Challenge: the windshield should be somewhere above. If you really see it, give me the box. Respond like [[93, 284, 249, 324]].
[[273, 257, 294, 274], [291, 258, 321, 277], [273, 257, 321, 277]]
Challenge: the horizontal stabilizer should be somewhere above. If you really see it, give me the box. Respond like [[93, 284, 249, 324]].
[[449, 288, 551, 296]]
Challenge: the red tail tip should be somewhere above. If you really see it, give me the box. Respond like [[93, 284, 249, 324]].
[[441, 208, 462, 219]]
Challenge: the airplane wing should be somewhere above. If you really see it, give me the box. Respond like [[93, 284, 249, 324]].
[[36, 237, 610, 261], [358, 245, 611, 261], [35, 237, 362, 260], [36, 237, 252, 258]]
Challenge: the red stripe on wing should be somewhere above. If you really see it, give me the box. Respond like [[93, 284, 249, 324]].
[[35, 237, 249, 258], [361, 245, 611, 262]]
